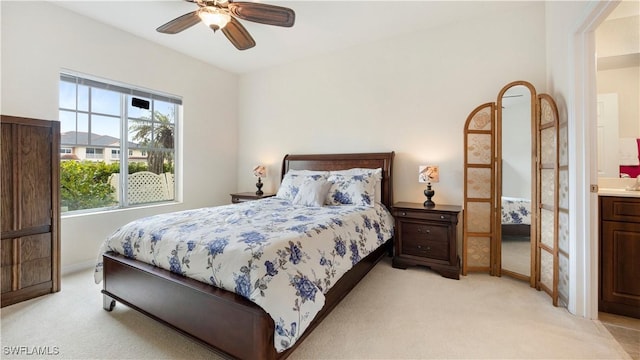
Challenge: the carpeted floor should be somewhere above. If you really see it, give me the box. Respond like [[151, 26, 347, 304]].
[[0, 257, 633, 359]]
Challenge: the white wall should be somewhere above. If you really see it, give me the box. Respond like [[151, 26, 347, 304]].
[[1, 1, 239, 270], [544, 0, 613, 318], [237, 3, 547, 207]]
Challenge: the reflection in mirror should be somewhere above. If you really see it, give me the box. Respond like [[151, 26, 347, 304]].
[[501, 85, 532, 278]]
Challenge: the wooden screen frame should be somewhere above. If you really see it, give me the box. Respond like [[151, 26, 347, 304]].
[[462, 82, 561, 306]]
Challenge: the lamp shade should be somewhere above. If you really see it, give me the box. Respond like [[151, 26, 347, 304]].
[[418, 165, 439, 183], [253, 165, 267, 178]]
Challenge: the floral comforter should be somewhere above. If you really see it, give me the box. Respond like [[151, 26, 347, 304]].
[[501, 196, 531, 225], [94, 197, 394, 352]]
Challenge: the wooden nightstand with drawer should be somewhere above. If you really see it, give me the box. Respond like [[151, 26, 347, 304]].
[[392, 202, 462, 279], [230, 192, 275, 204]]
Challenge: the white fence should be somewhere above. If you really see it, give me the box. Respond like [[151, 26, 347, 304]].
[[109, 171, 174, 204]]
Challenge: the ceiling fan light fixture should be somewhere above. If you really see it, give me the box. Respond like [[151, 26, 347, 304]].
[[198, 8, 231, 30]]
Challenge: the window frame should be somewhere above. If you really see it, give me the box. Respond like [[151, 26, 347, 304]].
[[59, 71, 181, 215]]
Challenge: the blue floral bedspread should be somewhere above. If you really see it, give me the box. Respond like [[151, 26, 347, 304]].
[[94, 197, 394, 352], [501, 196, 531, 225]]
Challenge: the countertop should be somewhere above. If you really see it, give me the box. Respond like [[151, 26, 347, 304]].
[[598, 188, 640, 197]]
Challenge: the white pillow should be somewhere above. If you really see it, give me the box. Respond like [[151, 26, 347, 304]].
[[276, 172, 329, 201], [325, 173, 377, 207], [329, 168, 382, 204], [291, 179, 332, 207]]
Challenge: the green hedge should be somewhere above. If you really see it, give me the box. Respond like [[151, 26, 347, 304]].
[[60, 161, 173, 212]]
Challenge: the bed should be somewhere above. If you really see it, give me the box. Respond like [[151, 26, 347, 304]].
[[96, 152, 394, 359], [501, 196, 531, 236]]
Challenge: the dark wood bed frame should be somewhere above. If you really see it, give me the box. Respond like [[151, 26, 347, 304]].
[[101, 152, 395, 359]]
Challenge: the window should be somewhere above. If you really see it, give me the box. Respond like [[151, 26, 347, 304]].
[[59, 72, 181, 214], [86, 147, 104, 159]]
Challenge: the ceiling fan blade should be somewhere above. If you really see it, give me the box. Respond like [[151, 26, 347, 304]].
[[157, 11, 201, 34], [221, 17, 256, 50], [228, 2, 295, 27]]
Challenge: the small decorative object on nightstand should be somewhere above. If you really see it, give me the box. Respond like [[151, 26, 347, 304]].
[[392, 202, 462, 279], [230, 192, 275, 204], [253, 165, 266, 195], [419, 165, 439, 207]]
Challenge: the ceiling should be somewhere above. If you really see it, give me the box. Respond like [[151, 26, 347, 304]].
[[52, 0, 537, 74]]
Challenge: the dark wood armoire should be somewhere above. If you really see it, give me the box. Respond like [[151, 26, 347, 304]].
[[1, 115, 60, 307]]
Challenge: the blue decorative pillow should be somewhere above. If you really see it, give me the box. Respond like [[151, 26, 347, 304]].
[[276, 172, 329, 201], [329, 168, 382, 204], [325, 173, 377, 207]]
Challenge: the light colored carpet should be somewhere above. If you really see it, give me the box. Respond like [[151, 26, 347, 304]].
[[0, 257, 631, 360]]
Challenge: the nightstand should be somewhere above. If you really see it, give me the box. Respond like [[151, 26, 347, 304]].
[[392, 202, 462, 279], [230, 192, 275, 204]]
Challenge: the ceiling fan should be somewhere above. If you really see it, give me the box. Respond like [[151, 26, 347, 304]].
[[156, 0, 295, 51]]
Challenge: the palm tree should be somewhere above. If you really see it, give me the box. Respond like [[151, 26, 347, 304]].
[[129, 111, 174, 174]]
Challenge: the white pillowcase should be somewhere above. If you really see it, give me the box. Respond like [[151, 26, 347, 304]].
[[276, 172, 329, 201], [291, 179, 332, 207], [325, 173, 377, 207]]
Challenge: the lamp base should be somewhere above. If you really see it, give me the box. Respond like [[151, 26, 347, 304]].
[[256, 178, 264, 196], [424, 183, 435, 207]]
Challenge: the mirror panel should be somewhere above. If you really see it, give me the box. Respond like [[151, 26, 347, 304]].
[[500, 84, 533, 279]]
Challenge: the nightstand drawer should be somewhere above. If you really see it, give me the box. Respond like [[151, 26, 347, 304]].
[[394, 209, 454, 223], [400, 222, 448, 243], [402, 239, 449, 261]]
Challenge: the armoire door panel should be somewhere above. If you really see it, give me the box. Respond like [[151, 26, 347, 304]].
[[20, 233, 52, 262], [1, 238, 13, 293], [20, 257, 52, 288], [1, 123, 16, 233], [18, 124, 53, 229]]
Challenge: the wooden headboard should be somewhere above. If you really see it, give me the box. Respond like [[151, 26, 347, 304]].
[[281, 152, 395, 208]]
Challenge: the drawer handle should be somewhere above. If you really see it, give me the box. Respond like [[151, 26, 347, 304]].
[[401, 212, 407, 216], [440, 215, 445, 219], [417, 245, 431, 251], [417, 228, 430, 234]]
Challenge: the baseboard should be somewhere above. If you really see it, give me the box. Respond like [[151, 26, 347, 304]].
[[62, 260, 95, 276]]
